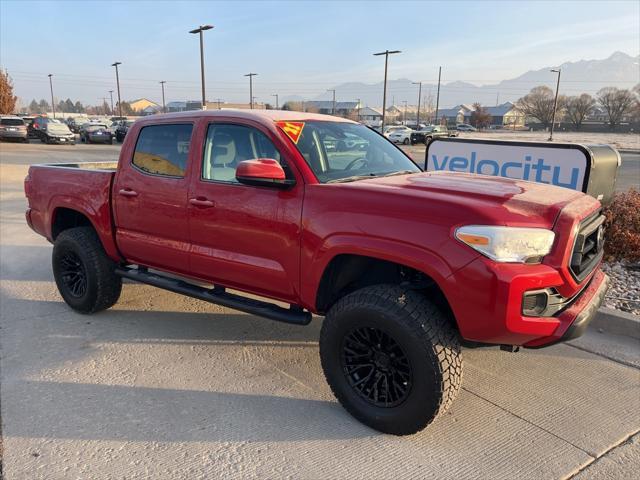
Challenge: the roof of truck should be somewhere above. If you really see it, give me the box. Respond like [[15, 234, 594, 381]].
[[135, 109, 356, 124]]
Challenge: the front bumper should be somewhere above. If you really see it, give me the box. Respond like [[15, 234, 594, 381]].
[[445, 256, 609, 348], [48, 136, 75, 144]]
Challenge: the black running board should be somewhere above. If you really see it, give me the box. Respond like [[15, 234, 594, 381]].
[[115, 267, 312, 326]]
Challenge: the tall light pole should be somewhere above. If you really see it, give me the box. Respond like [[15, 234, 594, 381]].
[[549, 68, 561, 141], [245, 73, 257, 109], [356, 98, 361, 122], [216, 98, 223, 109], [108, 90, 114, 116], [373, 49, 401, 132], [189, 24, 214, 110], [327, 89, 336, 115], [402, 100, 408, 125], [434, 66, 442, 125], [159, 81, 166, 113], [111, 62, 123, 118], [412, 81, 422, 127], [272, 93, 279, 109], [48, 74, 55, 118]]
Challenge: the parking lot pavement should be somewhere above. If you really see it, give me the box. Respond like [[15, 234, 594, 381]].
[[400, 146, 640, 193], [1, 143, 639, 479]]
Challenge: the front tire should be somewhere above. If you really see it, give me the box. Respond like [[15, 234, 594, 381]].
[[320, 284, 462, 435], [402, 138, 410, 145], [52, 227, 122, 313]]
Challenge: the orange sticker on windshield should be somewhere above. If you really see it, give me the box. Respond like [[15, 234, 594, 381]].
[[276, 121, 305, 144]]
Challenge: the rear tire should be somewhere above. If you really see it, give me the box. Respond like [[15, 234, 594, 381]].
[[402, 138, 410, 145], [52, 227, 122, 314], [320, 284, 462, 435]]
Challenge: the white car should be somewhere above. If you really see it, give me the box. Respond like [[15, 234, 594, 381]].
[[456, 124, 477, 132], [384, 126, 413, 144]]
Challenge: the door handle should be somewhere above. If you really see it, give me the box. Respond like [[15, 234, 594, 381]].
[[118, 188, 138, 197], [189, 197, 215, 208]]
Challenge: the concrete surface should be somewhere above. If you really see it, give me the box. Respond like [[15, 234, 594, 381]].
[[1, 141, 639, 479], [591, 307, 640, 340]]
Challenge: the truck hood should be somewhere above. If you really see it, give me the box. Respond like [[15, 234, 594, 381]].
[[339, 171, 590, 228]]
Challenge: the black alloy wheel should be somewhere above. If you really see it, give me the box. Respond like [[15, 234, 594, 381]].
[[342, 326, 412, 407]]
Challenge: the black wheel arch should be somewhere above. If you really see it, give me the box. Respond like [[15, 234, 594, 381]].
[[315, 254, 456, 328], [51, 207, 95, 240]]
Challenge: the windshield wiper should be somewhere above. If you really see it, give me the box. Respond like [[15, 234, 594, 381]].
[[378, 170, 416, 178], [326, 173, 379, 184]]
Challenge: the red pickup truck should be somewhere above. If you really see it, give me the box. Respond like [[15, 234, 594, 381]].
[[24, 110, 609, 435]]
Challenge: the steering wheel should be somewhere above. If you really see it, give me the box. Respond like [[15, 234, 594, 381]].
[[345, 157, 369, 171]]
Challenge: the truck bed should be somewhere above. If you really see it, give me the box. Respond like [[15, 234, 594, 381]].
[[25, 161, 119, 258]]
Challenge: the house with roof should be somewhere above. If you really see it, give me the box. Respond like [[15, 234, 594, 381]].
[[129, 98, 160, 113], [438, 102, 524, 127], [357, 106, 383, 125], [304, 101, 359, 116]]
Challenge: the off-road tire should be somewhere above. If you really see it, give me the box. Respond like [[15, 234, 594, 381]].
[[320, 284, 462, 435], [52, 227, 122, 313]]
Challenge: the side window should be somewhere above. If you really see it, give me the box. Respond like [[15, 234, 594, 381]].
[[202, 124, 288, 183], [132, 124, 193, 177]]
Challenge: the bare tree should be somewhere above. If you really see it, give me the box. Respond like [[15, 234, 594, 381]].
[[516, 86, 566, 128], [596, 87, 635, 129], [630, 83, 640, 124], [565, 94, 595, 130], [470, 103, 492, 129], [0, 70, 17, 114]]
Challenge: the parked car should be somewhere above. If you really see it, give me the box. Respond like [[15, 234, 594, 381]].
[[383, 125, 412, 138], [456, 124, 477, 132], [42, 122, 76, 144], [66, 117, 88, 133], [80, 123, 113, 144], [115, 120, 135, 143], [24, 110, 608, 436], [0, 116, 28, 142], [28, 116, 51, 140], [387, 128, 413, 145], [410, 125, 458, 145]]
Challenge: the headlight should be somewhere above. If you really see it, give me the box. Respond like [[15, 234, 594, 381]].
[[455, 225, 555, 263]]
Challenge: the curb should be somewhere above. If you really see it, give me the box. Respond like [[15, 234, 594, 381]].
[[617, 149, 640, 154], [591, 307, 640, 339]]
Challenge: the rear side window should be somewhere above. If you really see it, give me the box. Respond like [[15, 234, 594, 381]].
[[132, 124, 193, 178], [1, 118, 24, 126]]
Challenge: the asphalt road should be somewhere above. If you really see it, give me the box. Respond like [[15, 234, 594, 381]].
[[1, 141, 639, 479]]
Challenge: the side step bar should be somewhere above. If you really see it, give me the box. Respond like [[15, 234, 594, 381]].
[[115, 267, 312, 326]]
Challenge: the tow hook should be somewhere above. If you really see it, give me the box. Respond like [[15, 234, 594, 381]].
[[500, 345, 520, 353]]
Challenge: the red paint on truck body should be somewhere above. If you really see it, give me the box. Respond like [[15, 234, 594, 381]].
[[25, 109, 606, 347]]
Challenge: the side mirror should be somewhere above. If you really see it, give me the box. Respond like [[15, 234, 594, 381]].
[[236, 159, 295, 189]]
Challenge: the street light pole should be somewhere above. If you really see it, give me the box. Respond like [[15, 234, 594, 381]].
[[111, 62, 123, 118], [159, 81, 166, 113], [108, 90, 114, 116], [373, 49, 401, 132], [356, 98, 361, 122], [412, 81, 422, 127], [272, 93, 279, 109], [434, 66, 442, 125], [244, 73, 257, 109], [403, 100, 407, 125], [327, 89, 336, 115], [189, 25, 214, 110], [549, 68, 561, 141], [48, 74, 55, 118]]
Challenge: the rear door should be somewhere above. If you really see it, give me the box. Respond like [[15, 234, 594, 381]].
[[187, 121, 304, 302], [114, 122, 195, 275]]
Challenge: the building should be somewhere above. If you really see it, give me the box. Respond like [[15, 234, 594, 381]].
[[205, 101, 266, 110], [438, 102, 524, 127], [357, 107, 383, 125], [129, 98, 160, 113], [303, 101, 359, 116]]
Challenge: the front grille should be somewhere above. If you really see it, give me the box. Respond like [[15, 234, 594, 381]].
[[569, 212, 605, 282]]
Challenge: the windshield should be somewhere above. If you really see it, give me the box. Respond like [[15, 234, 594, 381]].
[[290, 121, 420, 183], [1, 118, 24, 126], [47, 123, 71, 133]]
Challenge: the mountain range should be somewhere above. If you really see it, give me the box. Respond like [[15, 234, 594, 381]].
[[293, 51, 639, 109]]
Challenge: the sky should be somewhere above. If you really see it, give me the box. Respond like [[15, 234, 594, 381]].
[[1, 0, 639, 108]]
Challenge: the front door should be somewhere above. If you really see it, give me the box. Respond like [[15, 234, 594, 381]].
[[114, 122, 195, 275], [188, 121, 303, 302]]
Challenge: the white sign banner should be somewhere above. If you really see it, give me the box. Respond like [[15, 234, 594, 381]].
[[426, 140, 588, 191]]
